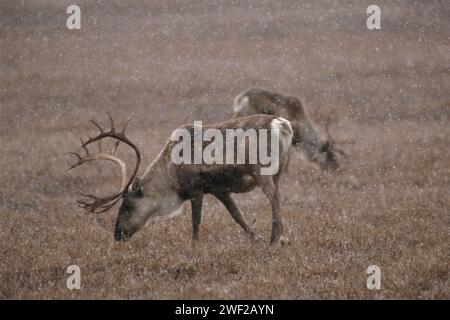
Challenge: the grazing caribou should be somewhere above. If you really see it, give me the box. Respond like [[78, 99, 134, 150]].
[[69, 114, 293, 245], [233, 89, 348, 172]]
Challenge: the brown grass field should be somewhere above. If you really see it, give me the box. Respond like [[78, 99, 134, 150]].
[[0, 0, 449, 299]]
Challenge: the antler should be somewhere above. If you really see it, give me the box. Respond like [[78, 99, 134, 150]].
[[69, 114, 142, 213]]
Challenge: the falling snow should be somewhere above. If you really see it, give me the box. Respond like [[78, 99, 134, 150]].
[[0, 0, 449, 299]]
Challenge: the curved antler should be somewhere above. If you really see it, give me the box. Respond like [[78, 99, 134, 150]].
[[69, 114, 142, 213]]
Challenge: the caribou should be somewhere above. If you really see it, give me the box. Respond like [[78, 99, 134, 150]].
[[233, 89, 349, 172], [69, 114, 293, 245]]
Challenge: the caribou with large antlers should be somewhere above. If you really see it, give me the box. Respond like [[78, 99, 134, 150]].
[[233, 89, 350, 171], [69, 114, 293, 245]]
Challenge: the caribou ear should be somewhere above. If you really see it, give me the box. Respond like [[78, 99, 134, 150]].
[[132, 177, 144, 196]]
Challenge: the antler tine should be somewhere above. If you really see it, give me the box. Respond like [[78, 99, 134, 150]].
[[80, 137, 90, 155], [90, 119, 104, 133], [107, 112, 115, 133], [97, 197, 122, 213], [112, 140, 120, 155], [76, 198, 98, 213], [68, 152, 83, 170], [77, 197, 122, 214], [121, 119, 131, 135], [76, 190, 122, 214], [77, 190, 96, 199], [69, 151, 82, 160], [76, 191, 96, 210]]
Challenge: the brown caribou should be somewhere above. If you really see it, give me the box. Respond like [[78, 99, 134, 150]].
[[69, 114, 293, 245], [233, 89, 349, 172]]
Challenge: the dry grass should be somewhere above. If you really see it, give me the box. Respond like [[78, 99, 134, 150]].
[[0, 0, 449, 299]]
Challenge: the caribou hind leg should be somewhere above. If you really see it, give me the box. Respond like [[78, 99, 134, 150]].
[[214, 192, 256, 240]]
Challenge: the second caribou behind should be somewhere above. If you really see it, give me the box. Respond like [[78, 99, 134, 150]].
[[233, 89, 348, 172]]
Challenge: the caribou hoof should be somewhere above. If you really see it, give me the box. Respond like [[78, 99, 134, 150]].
[[270, 235, 290, 246], [248, 231, 261, 243], [279, 236, 290, 246], [270, 236, 291, 247]]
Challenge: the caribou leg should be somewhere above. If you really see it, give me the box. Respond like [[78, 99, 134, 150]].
[[260, 176, 288, 245], [190, 193, 203, 241], [215, 192, 256, 240]]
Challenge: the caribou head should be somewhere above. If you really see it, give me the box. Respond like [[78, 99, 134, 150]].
[[69, 114, 153, 241]]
